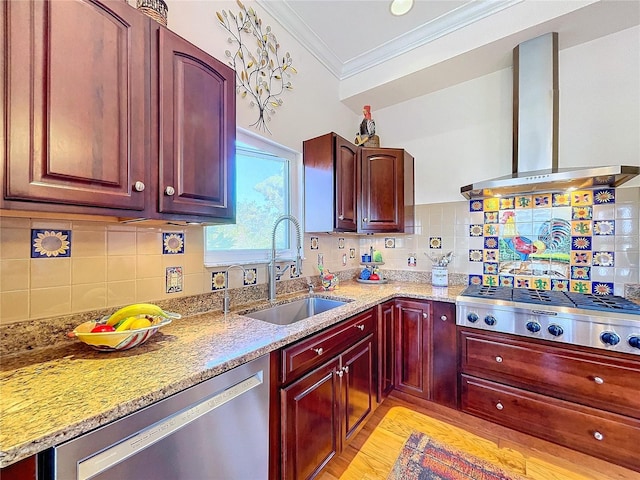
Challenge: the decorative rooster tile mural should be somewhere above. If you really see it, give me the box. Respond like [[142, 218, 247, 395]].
[[468, 188, 616, 294]]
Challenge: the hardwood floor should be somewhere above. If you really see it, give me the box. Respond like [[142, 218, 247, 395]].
[[318, 392, 639, 480]]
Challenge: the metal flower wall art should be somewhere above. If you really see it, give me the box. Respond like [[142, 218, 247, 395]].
[[217, 1, 297, 133]]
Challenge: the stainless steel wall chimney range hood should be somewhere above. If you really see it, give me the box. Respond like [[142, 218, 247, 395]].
[[460, 33, 639, 200]]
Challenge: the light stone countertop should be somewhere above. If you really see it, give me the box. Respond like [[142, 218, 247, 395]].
[[0, 281, 464, 468]]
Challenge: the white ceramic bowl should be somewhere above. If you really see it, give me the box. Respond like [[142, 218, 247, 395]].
[[72, 314, 178, 352]]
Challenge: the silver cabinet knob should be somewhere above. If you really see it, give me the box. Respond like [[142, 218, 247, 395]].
[[337, 369, 343, 378], [593, 376, 604, 385], [363, 217, 369, 222], [423, 313, 428, 319], [165, 186, 175, 196], [440, 315, 447, 321], [593, 431, 604, 441], [343, 365, 349, 373], [496, 402, 504, 411], [338, 215, 344, 220], [133, 181, 145, 192], [495, 356, 503, 363], [312, 347, 324, 356], [355, 324, 365, 331]]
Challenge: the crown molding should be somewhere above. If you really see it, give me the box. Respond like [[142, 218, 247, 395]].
[[256, 0, 523, 80]]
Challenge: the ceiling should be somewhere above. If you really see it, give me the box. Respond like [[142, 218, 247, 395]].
[[256, 0, 640, 111]]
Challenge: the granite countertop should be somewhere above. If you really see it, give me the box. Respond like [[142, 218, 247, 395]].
[[0, 281, 464, 468]]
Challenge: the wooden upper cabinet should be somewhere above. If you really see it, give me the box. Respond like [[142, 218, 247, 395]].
[[156, 26, 236, 221], [4, 0, 148, 211], [358, 148, 414, 233], [303, 133, 358, 232]]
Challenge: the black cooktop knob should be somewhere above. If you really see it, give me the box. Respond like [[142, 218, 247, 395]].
[[484, 315, 497, 326], [629, 336, 640, 349], [600, 331, 620, 346], [467, 312, 479, 323], [526, 321, 541, 333], [548, 324, 563, 337]]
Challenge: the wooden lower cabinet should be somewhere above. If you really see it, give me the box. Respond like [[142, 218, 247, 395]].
[[460, 329, 640, 471], [278, 310, 376, 480]]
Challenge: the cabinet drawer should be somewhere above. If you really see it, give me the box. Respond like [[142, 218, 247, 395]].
[[460, 330, 640, 418], [281, 309, 375, 384], [461, 374, 640, 472]]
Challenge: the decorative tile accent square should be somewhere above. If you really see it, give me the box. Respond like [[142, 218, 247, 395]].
[[571, 236, 591, 250], [310, 237, 319, 249], [593, 220, 615, 235], [572, 206, 592, 220], [483, 262, 498, 275], [592, 251, 615, 267], [571, 220, 592, 236], [571, 266, 591, 280], [484, 198, 499, 211], [338, 238, 345, 249], [551, 279, 569, 291], [483, 274, 498, 286], [499, 197, 514, 210], [468, 249, 483, 262], [593, 188, 615, 204], [384, 237, 395, 248], [592, 282, 614, 295], [483, 250, 498, 262], [166, 266, 183, 293], [31, 229, 71, 258], [552, 193, 571, 207], [469, 200, 483, 212], [571, 251, 592, 265], [243, 268, 257, 286], [429, 237, 441, 249], [499, 275, 514, 287], [469, 224, 483, 237], [533, 194, 551, 207], [162, 232, 184, 254], [570, 190, 593, 206], [468, 275, 483, 285], [212, 271, 226, 290], [531, 277, 551, 290], [570, 280, 592, 294], [515, 195, 532, 208], [289, 263, 299, 278], [483, 224, 499, 236], [483, 237, 498, 249], [515, 277, 531, 289], [484, 212, 498, 224]]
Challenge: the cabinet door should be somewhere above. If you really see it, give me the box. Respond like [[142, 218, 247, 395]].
[[431, 301, 458, 408], [358, 148, 404, 232], [157, 27, 235, 220], [377, 301, 395, 400], [334, 136, 358, 231], [4, 0, 147, 211], [281, 358, 340, 480], [342, 335, 374, 443], [394, 299, 431, 399]]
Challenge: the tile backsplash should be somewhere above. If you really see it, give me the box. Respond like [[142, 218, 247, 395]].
[[1, 187, 638, 324]]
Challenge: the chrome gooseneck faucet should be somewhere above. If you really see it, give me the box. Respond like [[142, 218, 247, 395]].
[[269, 215, 303, 301]]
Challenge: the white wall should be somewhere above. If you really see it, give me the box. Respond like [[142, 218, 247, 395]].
[[165, 0, 358, 152], [376, 26, 640, 205]]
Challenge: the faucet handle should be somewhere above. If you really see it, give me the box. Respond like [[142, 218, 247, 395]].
[[308, 283, 314, 293]]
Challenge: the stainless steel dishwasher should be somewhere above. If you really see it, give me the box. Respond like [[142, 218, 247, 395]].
[[42, 355, 269, 480]]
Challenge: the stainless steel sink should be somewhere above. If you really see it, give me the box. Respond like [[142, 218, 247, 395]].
[[245, 298, 348, 325]]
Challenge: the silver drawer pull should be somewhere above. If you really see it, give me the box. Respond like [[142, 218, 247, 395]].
[[593, 376, 604, 385], [337, 369, 343, 378], [312, 347, 324, 356], [440, 315, 447, 321], [496, 402, 504, 411], [593, 431, 604, 441], [355, 324, 365, 331], [343, 365, 349, 373], [495, 356, 503, 363]]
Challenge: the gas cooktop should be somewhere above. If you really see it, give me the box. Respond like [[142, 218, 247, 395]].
[[456, 285, 640, 355], [459, 285, 640, 314]]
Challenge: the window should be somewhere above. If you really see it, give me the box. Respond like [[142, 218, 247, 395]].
[[204, 129, 302, 266]]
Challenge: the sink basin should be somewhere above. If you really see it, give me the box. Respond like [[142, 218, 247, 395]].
[[245, 298, 348, 325]]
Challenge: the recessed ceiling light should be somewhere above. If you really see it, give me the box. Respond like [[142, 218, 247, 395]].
[[390, 0, 414, 16]]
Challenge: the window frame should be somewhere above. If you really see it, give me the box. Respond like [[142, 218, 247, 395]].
[[204, 128, 303, 267]]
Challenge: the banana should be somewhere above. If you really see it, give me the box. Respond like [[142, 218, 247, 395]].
[[115, 316, 138, 331], [106, 303, 169, 326]]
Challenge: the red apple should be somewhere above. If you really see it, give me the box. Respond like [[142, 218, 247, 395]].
[[369, 273, 380, 281]]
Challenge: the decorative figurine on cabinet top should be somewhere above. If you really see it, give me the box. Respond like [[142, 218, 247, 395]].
[[355, 105, 380, 147]]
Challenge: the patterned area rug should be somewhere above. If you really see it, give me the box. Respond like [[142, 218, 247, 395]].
[[388, 431, 527, 480]]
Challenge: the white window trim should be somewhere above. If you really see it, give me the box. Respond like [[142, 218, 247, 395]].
[[204, 128, 303, 268]]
